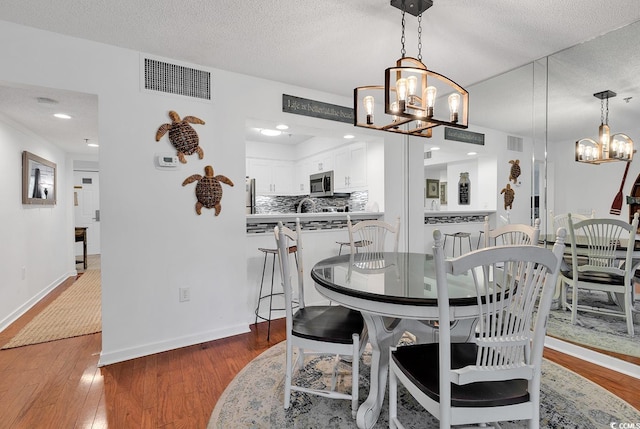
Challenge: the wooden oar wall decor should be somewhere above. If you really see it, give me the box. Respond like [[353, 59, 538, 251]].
[[610, 160, 631, 215]]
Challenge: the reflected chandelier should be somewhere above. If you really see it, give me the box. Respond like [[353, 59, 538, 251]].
[[353, 0, 469, 138], [576, 90, 633, 164]]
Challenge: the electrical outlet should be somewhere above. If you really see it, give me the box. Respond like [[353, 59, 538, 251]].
[[179, 287, 190, 302]]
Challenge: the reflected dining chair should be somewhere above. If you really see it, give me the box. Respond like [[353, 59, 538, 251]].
[[274, 220, 367, 417], [389, 228, 566, 429], [559, 212, 638, 336], [483, 216, 541, 248], [346, 215, 400, 253]]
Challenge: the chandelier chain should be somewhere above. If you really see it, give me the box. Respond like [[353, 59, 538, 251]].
[[605, 96, 609, 125], [417, 14, 423, 61], [400, 8, 406, 57]]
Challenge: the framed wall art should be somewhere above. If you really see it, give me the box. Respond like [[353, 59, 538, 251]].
[[440, 182, 447, 205], [426, 179, 440, 198], [22, 151, 57, 205]]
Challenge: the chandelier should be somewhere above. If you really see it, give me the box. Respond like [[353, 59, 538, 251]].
[[575, 90, 633, 164], [353, 0, 469, 138]]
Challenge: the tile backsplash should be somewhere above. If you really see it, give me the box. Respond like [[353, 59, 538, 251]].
[[255, 191, 368, 214]]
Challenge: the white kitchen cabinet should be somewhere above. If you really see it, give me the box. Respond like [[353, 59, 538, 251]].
[[309, 152, 334, 173], [247, 158, 294, 195], [334, 142, 367, 191]]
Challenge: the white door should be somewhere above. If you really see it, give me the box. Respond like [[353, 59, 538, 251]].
[[74, 171, 101, 255]]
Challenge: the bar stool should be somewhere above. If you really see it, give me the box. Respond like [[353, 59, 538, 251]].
[[254, 245, 297, 340], [443, 232, 472, 257], [477, 230, 484, 249]]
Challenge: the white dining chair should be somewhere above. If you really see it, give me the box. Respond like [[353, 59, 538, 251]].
[[274, 219, 367, 417], [389, 228, 567, 429], [559, 212, 639, 336]]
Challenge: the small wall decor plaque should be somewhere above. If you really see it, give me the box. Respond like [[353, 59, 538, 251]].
[[155, 111, 205, 163], [426, 179, 440, 198], [458, 172, 470, 205], [182, 165, 234, 216]]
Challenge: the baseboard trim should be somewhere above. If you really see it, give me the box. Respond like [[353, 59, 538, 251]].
[[545, 335, 640, 379], [0, 271, 74, 333], [97, 323, 251, 367]]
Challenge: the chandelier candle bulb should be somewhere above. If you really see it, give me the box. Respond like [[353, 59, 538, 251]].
[[396, 78, 408, 110], [363, 95, 375, 125], [425, 85, 437, 117], [448, 93, 460, 123]]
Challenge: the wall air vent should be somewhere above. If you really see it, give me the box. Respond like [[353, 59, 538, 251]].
[[143, 57, 211, 101], [424, 151, 432, 159], [507, 135, 524, 152]]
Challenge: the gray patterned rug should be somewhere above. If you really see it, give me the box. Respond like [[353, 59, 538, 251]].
[[547, 290, 639, 358], [209, 341, 640, 428]]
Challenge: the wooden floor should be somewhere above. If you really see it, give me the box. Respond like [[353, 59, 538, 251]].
[[0, 276, 637, 429]]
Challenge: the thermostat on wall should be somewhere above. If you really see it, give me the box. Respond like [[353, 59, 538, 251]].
[[155, 153, 179, 170]]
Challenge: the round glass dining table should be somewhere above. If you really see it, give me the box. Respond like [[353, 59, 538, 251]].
[[311, 252, 481, 429]]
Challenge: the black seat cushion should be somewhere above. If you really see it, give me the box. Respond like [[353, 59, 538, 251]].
[[392, 343, 529, 408], [560, 266, 625, 285], [292, 305, 364, 344]]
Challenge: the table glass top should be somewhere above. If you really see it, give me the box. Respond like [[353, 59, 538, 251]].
[[310, 252, 479, 306]]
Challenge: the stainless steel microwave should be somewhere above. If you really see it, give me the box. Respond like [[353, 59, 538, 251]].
[[310, 171, 334, 197]]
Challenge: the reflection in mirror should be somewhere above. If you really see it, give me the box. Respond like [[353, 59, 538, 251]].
[[437, 20, 640, 365]]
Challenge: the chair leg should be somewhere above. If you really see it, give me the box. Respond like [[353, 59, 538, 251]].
[[571, 285, 579, 325], [389, 347, 398, 429], [624, 289, 635, 336], [284, 340, 293, 409], [351, 333, 359, 419]]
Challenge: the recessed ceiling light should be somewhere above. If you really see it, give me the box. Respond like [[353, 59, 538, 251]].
[[467, 151, 477, 156], [276, 124, 289, 130], [88, 143, 99, 148], [430, 146, 440, 151], [54, 113, 72, 119], [344, 134, 355, 139], [260, 129, 282, 137]]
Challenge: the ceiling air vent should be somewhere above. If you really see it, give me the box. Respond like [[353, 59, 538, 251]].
[[143, 57, 211, 101], [424, 151, 432, 159], [507, 135, 523, 152]]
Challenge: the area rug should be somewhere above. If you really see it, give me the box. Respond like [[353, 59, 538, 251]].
[[547, 290, 640, 358], [1, 269, 101, 349], [209, 341, 640, 428]]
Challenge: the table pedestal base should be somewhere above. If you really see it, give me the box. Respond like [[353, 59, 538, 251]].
[[357, 314, 476, 429]]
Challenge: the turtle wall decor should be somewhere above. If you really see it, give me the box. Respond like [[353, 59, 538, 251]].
[[508, 159, 521, 184], [182, 165, 234, 216], [500, 183, 515, 210], [156, 111, 205, 163]]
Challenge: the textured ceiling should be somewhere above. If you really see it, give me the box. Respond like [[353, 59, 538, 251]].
[[0, 0, 639, 154]]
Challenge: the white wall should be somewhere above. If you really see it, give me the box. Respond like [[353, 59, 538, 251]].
[[0, 114, 71, 330], [0, 20, 408, 365]]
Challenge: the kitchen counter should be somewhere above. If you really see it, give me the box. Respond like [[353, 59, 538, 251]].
[[246, 211, 384, 234], [424, 210, 494, 225]]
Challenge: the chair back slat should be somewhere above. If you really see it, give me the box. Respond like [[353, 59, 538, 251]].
[[482, 216, 540, 248]]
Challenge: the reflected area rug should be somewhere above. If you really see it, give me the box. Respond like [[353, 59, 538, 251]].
[[209, 341, 640, 428], [547, 290, 639, 358]]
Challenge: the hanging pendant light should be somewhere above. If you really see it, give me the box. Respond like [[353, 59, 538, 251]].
[[575, 90, 633, 164], [353, 0, 469, 138]]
